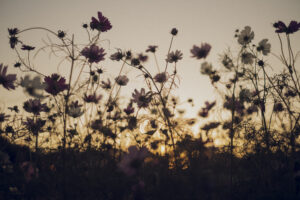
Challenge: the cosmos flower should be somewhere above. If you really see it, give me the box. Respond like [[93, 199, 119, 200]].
[[166, 50, 183, 63], [110, 50, 124, 61], [273, 20, 300, 34], [241, 52, 255, 65], [146, 45, 158, 53], [238, 26, 254, 45], [90, 11, 112, 32], [200, 62, 213, 75], [24, 118, 46, 136], [257, 39, 271, 55], [124, 104, 135, 115], [132, 88, 152, 108], [81, 45, 106, 63], [115, 75, 129, 86], [221, 54, 234, 70], [20, 75, 46, 98], [44, 74, 69, 96], [67, 101, 84, 118], [23, 99, 47, 115], [83, 93, 102, 104], [0, 64, 17, 90], [154, 72, 168, 83], [21, 45, 35, 51], [100, 78, 111, 90], [131, 58, 140, 66], [191, 43, 211, 60], [118, 146, 149, 176], [138, 53, 148, 63], [8, 28, 19, 36]]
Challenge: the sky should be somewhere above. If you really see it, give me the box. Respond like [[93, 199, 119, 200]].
[[0, 0, 300, 119]]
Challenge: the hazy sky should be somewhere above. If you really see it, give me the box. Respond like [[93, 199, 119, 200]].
[[0, 0, 300, 118]]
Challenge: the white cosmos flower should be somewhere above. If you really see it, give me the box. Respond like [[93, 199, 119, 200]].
[[241, 52, 255, 65], [257, 39, 271, 56], [238, 26, 254, 46], [200, 62, 213, 75]]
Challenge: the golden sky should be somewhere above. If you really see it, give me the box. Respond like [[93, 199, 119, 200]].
[[0, 0, 300, 119]]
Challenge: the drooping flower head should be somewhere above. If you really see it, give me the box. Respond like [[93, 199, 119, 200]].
[[8, 28, 19, 49], [132, 88, 152, 108], [23, 99, 47, 115], [100, 78, 111, 90], [166, 50, 183, 63], [0, 64, 17, 90], [44, 74, 69, 96], [238, 26, 254, 45], [273, 20, 300, 34], [90, 11, 112, 32], [81, 45, 106, 63], [115, 75, 129, 86], [191, 43, 211, 60]]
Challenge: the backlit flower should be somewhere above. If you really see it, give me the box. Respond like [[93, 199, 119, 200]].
[[0, 64, 17, 90], [101, 78, 111, 90], [241, 52, 255, 65], [8, 28, 19, 36], [83, 93, 102, 104], [115, 75, 129, 86], [21, 45, 35, 51], [146, 45, 158, 53], [138, 53, 148, 63], [273, 20, 300, 34], [67, 101, 84, 118], [23, 118, 46, 136], [166, 50, 183, 63], [238, 26, 254, 45], [90, 11, 112, 32], [44, 74, 69, 96], [110, 50, 124, 61], [154, 72, 168, 83], [191, 43, 211, 60], [9, 36, 18, 49], [257, 39, 271, 55], [124, 104, 135, 115], [81, 45, 106, 63], [200, 62, 213, 75], [170, 28, 178, 36], [118, 146, 149, 176], [23, 99, 47, 115], [132, 88, 152, 108]]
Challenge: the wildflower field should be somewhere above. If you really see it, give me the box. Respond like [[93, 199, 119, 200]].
[[0, 10, 300, 200]]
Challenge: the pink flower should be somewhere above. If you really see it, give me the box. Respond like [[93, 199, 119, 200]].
[[44, 73, 69, 96], [0, 64, 16, 90], [90, 11, 112, 32], [118, 146, 149, 176], [191, 43, 211, 59], [81, 45, 106, 63]]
